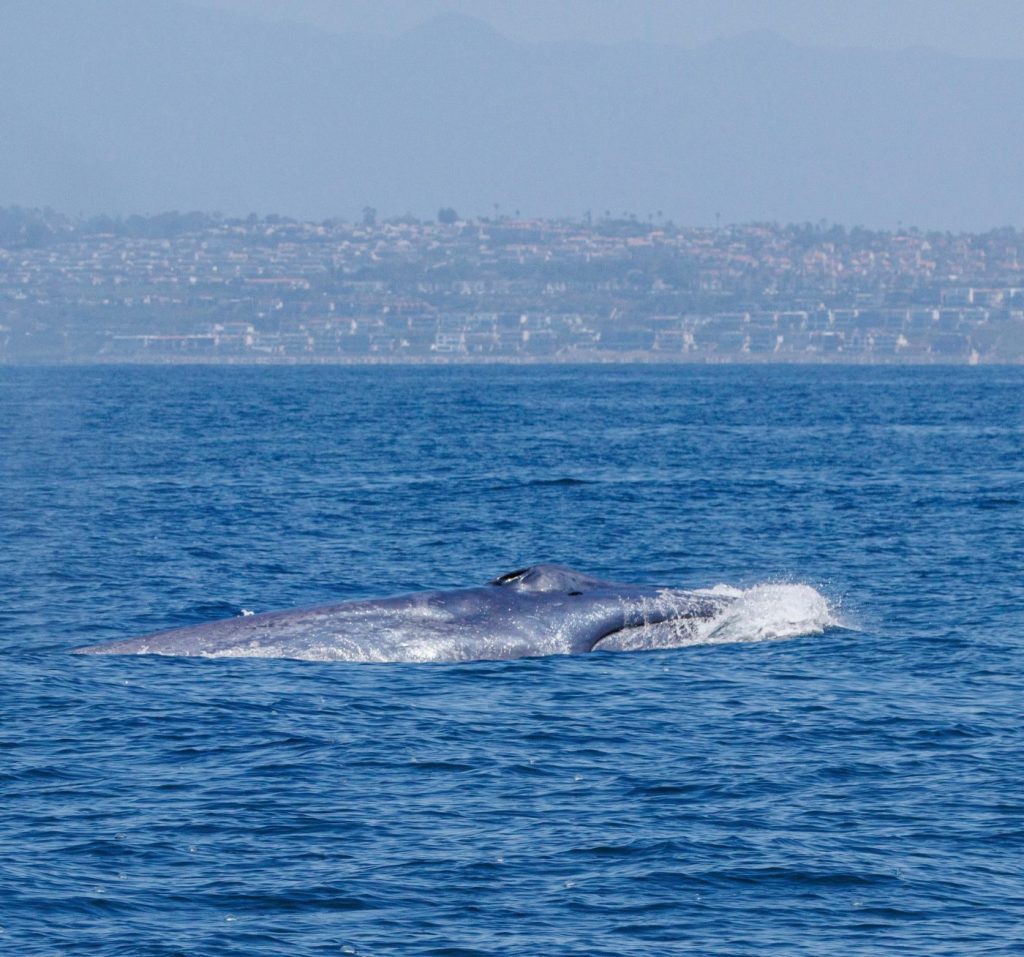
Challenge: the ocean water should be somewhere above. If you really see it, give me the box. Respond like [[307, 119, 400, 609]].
[[1, 364, 1022, 956]]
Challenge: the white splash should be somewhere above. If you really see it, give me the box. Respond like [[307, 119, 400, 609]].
[[590, 582, 841, 654], [691, 582, 839, 645]]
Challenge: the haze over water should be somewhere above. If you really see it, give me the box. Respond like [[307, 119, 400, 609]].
[[2, 364, 1021, 954]]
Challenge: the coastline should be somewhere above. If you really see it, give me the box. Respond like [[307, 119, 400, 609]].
[[3, 352, 1019, 367]]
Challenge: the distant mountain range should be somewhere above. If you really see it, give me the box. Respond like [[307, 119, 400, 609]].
[[3, 0, 1024, 229]]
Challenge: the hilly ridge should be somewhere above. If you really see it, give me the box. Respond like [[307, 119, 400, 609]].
[[2, 0, 1023, 229]]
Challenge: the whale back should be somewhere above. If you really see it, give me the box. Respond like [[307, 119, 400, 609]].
[[73, 564, 731, 662]]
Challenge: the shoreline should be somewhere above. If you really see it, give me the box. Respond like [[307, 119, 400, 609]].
[[2, 353, 1020, 367]]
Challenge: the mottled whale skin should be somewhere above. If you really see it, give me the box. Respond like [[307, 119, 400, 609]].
[[73, 564, 735, 664]]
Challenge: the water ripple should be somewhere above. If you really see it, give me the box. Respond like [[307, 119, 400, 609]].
[[1, 365, 1022, 955]]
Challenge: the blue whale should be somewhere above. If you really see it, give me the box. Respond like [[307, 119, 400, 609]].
[[73, 564, 738, 663]]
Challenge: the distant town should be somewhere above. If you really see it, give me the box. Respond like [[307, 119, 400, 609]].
[[2, 207, 1023, 363]]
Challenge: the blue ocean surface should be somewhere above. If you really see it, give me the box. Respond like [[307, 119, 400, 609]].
[[1, 364, 1022, 956]]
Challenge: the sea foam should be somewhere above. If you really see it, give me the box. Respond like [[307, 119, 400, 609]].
[[691, 582, 840, 645]]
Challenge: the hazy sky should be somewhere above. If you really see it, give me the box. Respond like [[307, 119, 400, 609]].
[[194, 0, 1024, 58], [7, 0, 1024, 226]]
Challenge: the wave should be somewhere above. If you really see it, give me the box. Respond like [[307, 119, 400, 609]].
[[694, 582, 841, 644], [596, 583, 841, 654]]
